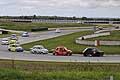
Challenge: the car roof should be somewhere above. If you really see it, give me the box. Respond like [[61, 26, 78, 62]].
[[2, 38, 8, 40], [10, 37, 17, 40], [23, 32, 28, 33], [56, 46, 67, 49], [33, 45, 44, 47], [11, 34, 16, 35], [85, 47, 97, 49]]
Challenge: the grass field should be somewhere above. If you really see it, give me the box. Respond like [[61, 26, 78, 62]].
[[22, 31, 120, 54], [0, 60, 120, 80], [0, 21, 113, 31], [1, 69, 120, 80], [88, 30, 120, 41], [0, 21, 94, 31], [0, 69, 120, 80]]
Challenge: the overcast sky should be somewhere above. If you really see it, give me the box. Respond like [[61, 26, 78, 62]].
[[0, 0, 120, 18]]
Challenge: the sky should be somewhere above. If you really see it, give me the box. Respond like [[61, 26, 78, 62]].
[[0, 0, 120, 18]]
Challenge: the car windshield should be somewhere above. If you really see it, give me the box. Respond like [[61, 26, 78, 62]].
[[33, 46, 44, 49], [83, 47, 100, 53], [91, 48, 100, 52], [11, 34, 16, 36], [11, 38, 17, 40], [3, 40, 8, 41], [56, 47, 67, 51], [11, 45, 19, 47], [2, 39, 8, 41], [23, 32, 28, 34]]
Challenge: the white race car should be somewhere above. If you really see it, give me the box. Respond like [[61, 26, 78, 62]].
[[30, 45, 48, 54], [22, 32, 29, 37], [55, 28, 61, 33], [1, 38, 9, 45]]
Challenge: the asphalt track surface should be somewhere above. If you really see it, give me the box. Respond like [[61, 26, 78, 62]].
[[0, 29, 120, 63]]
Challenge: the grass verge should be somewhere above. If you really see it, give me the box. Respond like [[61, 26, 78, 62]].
[[0, 60, 120, 80], [0, 69, 120, 80], [0, 21, 94, 31]]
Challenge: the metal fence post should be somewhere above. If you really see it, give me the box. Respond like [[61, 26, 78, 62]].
[[11, 53, 15, 69]]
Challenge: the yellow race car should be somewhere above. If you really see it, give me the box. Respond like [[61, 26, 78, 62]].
[[8, 44, 24, 52], [9, 39, 17, 44]]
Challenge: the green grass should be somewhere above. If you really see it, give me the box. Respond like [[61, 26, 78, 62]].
[[99, 46, 120, 54], [1, 60, 120, 72], [22, 31, 120, 54], [0, 21, 94, 31], [0, 60, 120, 79], [88, 30, 120, 41], [0, 69, 120, 80], [96, 24, 113, 27]]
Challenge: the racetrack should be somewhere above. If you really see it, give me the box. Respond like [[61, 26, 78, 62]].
[[0, 28, 120, 63], [0, 51, 120, 63]]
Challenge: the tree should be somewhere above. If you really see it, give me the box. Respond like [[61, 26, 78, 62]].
[[33, 14, 37, 19], [81, 17, 87, 20]]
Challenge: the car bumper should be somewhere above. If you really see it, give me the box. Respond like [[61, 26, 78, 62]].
[[1, 43, 9, 45], [16, 49, 24, 52]]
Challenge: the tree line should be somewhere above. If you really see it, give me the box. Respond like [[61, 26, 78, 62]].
[[0, 15, 120, 21]]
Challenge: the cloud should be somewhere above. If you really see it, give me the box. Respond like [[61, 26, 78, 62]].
[[0, 0, 120, 17], [0, 0, 120, 9], [18, 0, 120, 9]]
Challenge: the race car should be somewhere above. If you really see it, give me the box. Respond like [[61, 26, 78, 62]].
[[30, 45, 48, 54], [9, 34, 18, 41], [82, 47, 104, 57], [1, 38, 9, 45], [22, 32, 29, 37], [8, 38, 19, 44], [53, 46, 72, 56], [8, 44, 24, 52], [55, 28, 61, 33]]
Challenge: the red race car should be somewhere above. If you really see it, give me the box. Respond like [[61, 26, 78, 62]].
[[53, 46, 72, 56]]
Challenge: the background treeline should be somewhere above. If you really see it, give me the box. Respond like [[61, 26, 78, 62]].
[[0, 15, 120, 21]]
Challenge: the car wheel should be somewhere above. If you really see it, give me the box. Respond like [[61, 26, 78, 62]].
[[100, 54, 103, 57], [34, 51, 38, 54], [68, 53, 72, 56], [16, 49, 18, 52], [83, 53, 89, 57], [31, 51, 35, 54], [8, 49, 11, 51], [87, 54, 92, 57], [20, 50, 24, 52], [43, 52, 48, 54], [40, 52, 43, 54], [53, 53, 56, 55]]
